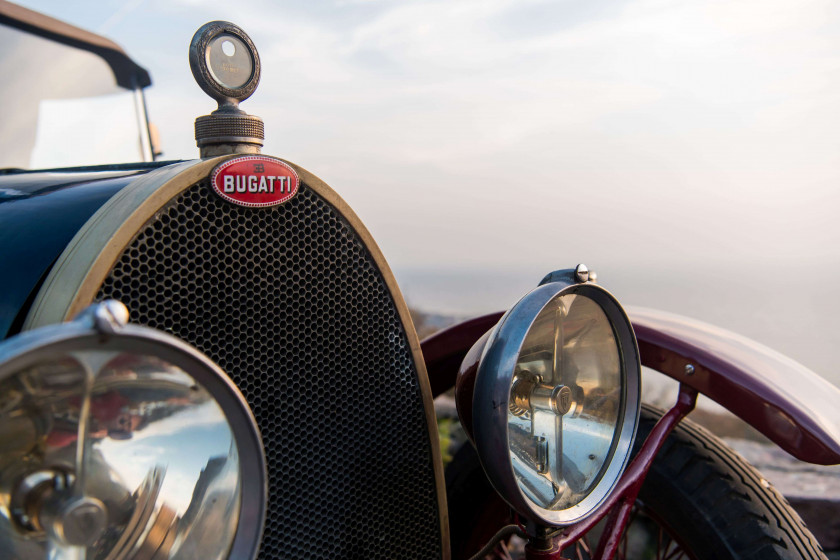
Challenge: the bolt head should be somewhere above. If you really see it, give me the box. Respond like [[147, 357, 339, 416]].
[[685, 364, 695, 376], [102, 300, 129, 327], [574, 264, 590, 283], [552, 385, 573, 415], [89, 300, 130, 333], [54, 497, 108, 547]]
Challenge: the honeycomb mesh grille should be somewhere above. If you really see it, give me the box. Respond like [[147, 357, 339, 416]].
[[96, 181, 442, 559]]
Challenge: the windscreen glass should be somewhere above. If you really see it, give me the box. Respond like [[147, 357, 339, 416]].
[[0, 24, 146, 170]]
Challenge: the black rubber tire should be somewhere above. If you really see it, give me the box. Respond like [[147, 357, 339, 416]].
[[445, 404, 828, 560], [634, 404, 827, 560]]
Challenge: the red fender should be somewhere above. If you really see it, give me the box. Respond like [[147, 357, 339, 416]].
[[422, 312, 504, 398], [421, 308, 840, 465]]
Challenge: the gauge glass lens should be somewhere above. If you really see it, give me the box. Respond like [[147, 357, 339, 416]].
[[0, 351, 241, 560], [508, 293, 622, 511], [206, 34, 253, 89]]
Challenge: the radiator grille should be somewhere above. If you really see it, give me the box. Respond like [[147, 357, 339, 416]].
[[96, 180, 442, 559]]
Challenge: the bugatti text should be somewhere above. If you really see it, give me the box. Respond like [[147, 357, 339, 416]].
[[222, 174, 293, 194]]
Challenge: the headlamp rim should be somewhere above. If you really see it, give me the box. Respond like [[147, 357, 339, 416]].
[[0, 316, 266, 560], [472, 279, 641, 526]]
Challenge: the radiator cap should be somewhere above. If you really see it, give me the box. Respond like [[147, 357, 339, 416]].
[[190, 21, 264, 158]]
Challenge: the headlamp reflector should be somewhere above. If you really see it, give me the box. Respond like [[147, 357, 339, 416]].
[[509, 292, 622, 511], [0, 303, 265, 560], [473, 278, 641, 526]]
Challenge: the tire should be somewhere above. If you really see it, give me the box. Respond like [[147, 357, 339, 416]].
[[445, 404, 828, 560], [631, 404, 826, 560]]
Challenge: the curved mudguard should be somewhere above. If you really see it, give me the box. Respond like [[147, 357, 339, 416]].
[[422, 308, 840, 465]]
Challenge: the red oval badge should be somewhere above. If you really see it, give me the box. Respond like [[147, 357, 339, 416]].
[[211, 156, 300, 208]]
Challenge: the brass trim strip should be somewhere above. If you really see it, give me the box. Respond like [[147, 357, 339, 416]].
[[24, 158, 222, 329], [23, 156, 451, 558]]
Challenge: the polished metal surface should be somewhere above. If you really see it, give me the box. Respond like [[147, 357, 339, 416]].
[[538, 267, 581, 287], [43, 496, 108, 546], [91, 299, 130, 332], [0, 302, 266, 560], [574, 264, 590, 283], [473, 280, 641, 526]]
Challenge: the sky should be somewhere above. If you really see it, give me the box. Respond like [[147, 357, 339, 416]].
[[15, 0, 840, 380]]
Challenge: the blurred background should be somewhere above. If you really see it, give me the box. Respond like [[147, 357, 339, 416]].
[[17, 0, 840, 387]]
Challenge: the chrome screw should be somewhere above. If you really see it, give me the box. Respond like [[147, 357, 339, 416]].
[[92, 300, 130, 333], [685, 364, 695, 376], [49, 497, 108, 547]]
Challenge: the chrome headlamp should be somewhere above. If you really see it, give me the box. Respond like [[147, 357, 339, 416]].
[[473, 268, 641, 526], [0, 301, 265, 559]]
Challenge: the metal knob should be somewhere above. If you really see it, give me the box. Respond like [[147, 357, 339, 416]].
[[42, 496, 108, 547], [10, 468, 107, 547]]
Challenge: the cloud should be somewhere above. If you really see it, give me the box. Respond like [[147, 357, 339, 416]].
[[18, 0, 840, 274]]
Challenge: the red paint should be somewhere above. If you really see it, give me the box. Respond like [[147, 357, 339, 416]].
[[421, 312, 503, 397], [440, 304, 840, 556], [526, 385, 698, 560], [454, 329, 492, 444], [629, 307, 840, 465], [211, 156, 299, 208]]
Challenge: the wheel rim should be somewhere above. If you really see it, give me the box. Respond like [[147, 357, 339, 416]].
[[606, 503, 697, 560]]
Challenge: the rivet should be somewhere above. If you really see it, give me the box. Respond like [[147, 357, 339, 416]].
[[685, 364, 695, 376]]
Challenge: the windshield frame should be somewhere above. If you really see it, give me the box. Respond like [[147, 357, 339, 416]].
[[0, 1, 155, 167]]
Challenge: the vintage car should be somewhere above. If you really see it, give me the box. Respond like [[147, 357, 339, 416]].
[[0, 3, 838, 559]]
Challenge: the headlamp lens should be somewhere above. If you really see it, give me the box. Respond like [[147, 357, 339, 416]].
[[507, 292, 623, 511], [1, 350, 244, 559], [206, 33, 253, 89]]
